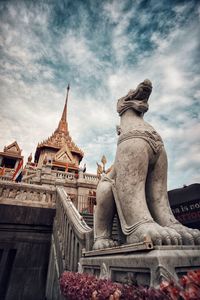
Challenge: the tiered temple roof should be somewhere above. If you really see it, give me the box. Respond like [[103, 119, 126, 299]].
[[34, 85, 84, 166]]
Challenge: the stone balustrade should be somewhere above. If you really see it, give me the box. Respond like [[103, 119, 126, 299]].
[[46, 187, 93, 298], [52, 170, 77, 181], [23, 168, 98, 187], [0, 180, 56, 208], [22, 170, 38, 183], [82, 172, 99, 183], [0, 174, 13, 181], [55, 187, 92, 270]]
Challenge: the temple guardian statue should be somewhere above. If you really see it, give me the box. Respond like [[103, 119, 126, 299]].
[[93, 79, 200, 250]]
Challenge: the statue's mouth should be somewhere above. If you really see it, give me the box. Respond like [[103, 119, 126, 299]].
[[136, 86, 152, 101], [128, 79, 152, 102]]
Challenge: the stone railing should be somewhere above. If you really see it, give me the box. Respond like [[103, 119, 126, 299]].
[[65, 193, 96, 215], [52, 170, 76, 181], [22, 170, 38, 183], [46, 187, 93, 299], [0, 180, 56, 208], [82, 172, 99, 183], [0, 173, 13, 181], [76, 194, 96, 214], [54, 187, 92, 271], [23, 168, 98, 187]]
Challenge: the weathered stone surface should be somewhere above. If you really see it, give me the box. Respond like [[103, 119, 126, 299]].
[[0, 180, 56, 209], [93, 80, 200, 249], [80, 246, 200, 287]]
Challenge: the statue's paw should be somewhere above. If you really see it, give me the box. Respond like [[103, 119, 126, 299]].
[[93, 238, 118, 250], [163, 227, 182, 245], [168, 223, 200, 245], [127, 223, 182, 246], [192, 229, 200, 245]]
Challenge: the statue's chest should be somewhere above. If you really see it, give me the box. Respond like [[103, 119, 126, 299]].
[[118, 125, 163, 154]]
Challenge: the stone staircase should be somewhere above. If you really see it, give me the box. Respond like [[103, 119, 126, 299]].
[[81, 213, 123, 242], [81, 213, 93, 227]]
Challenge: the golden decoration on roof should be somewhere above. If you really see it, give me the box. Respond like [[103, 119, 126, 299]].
[[36, 84, 84, 158]]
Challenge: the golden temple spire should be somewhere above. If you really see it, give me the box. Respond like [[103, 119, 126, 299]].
[[34, 83, 84, 165], [57, 84, 70, 134], [61, 84, 70, 122]]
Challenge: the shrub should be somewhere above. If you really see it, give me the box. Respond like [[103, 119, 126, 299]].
[[59, 272, 122, 300], [59, 269, 200, 300], [160, 269, 200, 300]]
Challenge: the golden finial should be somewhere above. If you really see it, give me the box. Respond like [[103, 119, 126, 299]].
[[101, 155, 107, 172], [43, 154, 47, 165], [66, 83, 70, 105], [96, 162, 103, 178], [28, 153, 32, 163]]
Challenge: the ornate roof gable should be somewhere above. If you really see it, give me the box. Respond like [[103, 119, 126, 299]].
[[54, 145, 74, 163], [4, 141, 22, 155]]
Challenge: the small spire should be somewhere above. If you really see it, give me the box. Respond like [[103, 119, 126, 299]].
[[57, 84, 70, 134], [66, 83, 70, 103], [61, 84, 70, 122], [28, 153, 32, 163]]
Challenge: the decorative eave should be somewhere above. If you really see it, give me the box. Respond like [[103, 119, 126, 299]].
[[52, 161, 76, 167], [0, 151, 23, 160], [36, 131, 84, 157]]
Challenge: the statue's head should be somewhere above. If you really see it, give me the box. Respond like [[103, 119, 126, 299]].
[[117, 79, 152, 116], [133, 79, 152, 102]]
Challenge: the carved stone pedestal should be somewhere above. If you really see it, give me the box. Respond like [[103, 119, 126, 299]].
[[79, 245, 200, 287]]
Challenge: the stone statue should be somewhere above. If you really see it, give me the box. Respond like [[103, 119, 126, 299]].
[[93, 79, 200, 250]]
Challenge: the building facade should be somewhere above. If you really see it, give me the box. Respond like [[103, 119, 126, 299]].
[[0, 86, 98, 214]]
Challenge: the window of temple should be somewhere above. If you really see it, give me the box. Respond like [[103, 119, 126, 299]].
[[1, 158, 17, 169]]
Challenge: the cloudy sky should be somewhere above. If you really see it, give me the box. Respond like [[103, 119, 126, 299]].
[[0, 0, 199, 190]]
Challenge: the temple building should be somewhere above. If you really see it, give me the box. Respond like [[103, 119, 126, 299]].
[[20, 85, 97, 213], [0, 86, 98, 213], [0, 141, 23, 175], [34, 85, 84, 173]]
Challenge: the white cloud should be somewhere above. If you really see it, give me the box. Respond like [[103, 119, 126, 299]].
[[175, 144, 200, 170], [103, 1, 137, 63], [59, 32, 101, 74], [103, 1, 128, 23]]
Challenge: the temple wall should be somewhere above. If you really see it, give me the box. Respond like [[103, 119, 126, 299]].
[[0, 204, 55, 300], [0, 181, 56, 300], [37, 149, 57, 168]]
